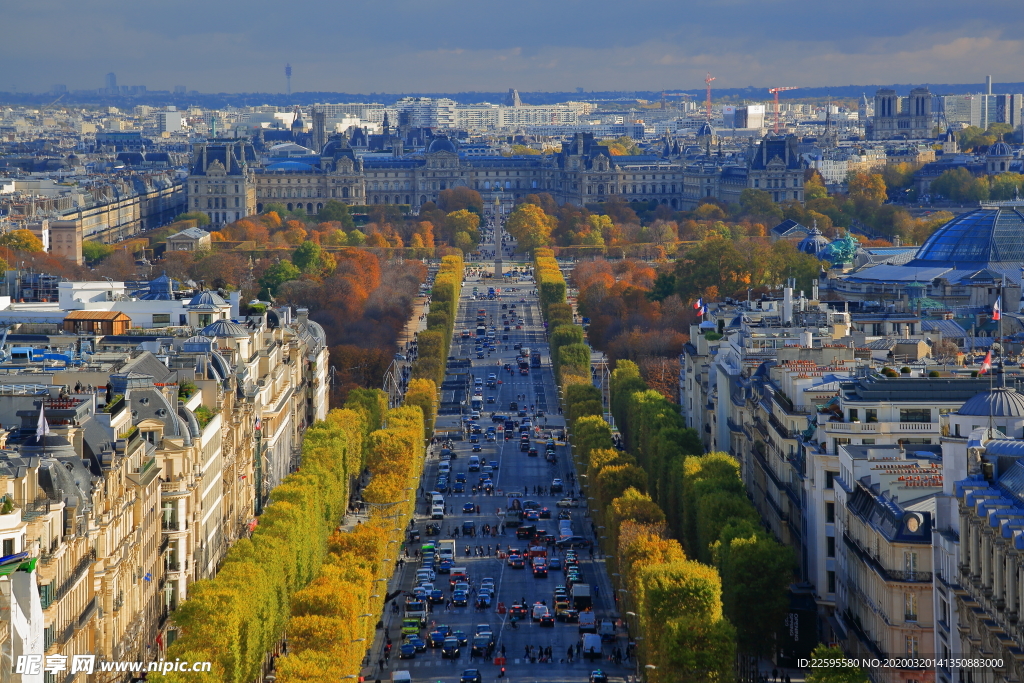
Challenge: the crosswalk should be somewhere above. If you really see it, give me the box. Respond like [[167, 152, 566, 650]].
[[406, 657, 603, 667]]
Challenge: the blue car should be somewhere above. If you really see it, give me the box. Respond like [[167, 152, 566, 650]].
[[463, 503, 475, 513], [453, 482, 465, 493]]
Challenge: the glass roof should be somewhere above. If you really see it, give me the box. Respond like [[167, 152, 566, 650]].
[[912, 207, 1024, 264]]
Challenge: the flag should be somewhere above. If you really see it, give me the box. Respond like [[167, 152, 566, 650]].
[[980, 350, 993, 374], [692, 298, 703, 311], [993, 296, 1001, 321], [254, 416, 262, 431], [35, 405, 50, 443]]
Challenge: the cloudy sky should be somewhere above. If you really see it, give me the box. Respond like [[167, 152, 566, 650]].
[[4, 0, 1023, 93]]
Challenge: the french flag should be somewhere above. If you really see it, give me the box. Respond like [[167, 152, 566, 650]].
[[693, 298, 703, 311], [993, 296, 1001, 321], [980, 350, 993, 375]]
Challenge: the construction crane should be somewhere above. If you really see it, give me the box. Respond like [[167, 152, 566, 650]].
[[704, 73, 716, 121], [768, 86, 799, 134]]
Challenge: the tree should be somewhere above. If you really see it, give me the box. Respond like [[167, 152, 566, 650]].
[[805, 645, 869, 683], [259, 261, 300, 296], [317, 200, 355, 229], [0, 229, 44, 252], [437, 187, 483, 214], [444, 210, 480, 253], [847, 172, 887, 206], [739, 189, 783, 220], [82, 240, 116, 263], [506, 203, 555, 251], [176, 211, 211, 227]]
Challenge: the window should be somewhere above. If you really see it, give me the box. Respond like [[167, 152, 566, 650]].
[[2, 538, 13, 556], [904, 551, 918, 573], [849, 408, 859, 422], [826, 503, 835, 524], [900, 408, 931, 423], [865, 408, 877, 423], [825, 471, 838, 489], [827, 570, 836, 593], [905, 592, 917, 621], [826, 536, 835, 558], [861, 438, 875, 445], [152, 314, 171, 326], [905, 635, 919, 656]]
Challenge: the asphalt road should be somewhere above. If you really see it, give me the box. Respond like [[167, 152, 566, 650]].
[[380, 230, 634, 683]]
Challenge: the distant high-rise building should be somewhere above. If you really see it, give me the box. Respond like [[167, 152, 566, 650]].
[[50, 84, 67, 95], [174, 85, 186, 95], [285, 64, 292, 96], [505, 89, 523, 107], [105, 72, 117, 94]]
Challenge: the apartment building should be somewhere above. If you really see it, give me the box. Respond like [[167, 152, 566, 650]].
[[0, 279, 328, 678]]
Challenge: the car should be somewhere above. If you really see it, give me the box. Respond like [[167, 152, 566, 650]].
[[461, 670, 483, 683], [429, 589, 445, 604], [442, 638, 461, 659], [452, 630, 468, 646], [538, 507, 551, 519], [399, 642, 417, 659], [502, 334, 509, 340], [559, 608, 579, 623], [402, 618, 422, 635], [463, 502, 475, 513], [508, 554, 525, 568], [438, 559, 453, 574], [452, 481, 465, 493], [405, 635, 427, 652], [523, 510, 539, 522], [551, 479, 564, 493], [556, 498, 580, 508], [539, 613, 555, 627], [533, 563, 548, 578], [548, 557, 563, 571], [469, 435, 479, 443], [471, 635, 491, 657], [557, 536, 591, 548], [476, 593, 492, 609], [455, 472, 467, 482], [472, 444, 482, 452], [486, 396, 496, 404], [518, 409, 528, 417], [453, 591, 468, 606], [514, 342, 522, 350], [508, 603, 528, 619], [590, 671, 609, 683]]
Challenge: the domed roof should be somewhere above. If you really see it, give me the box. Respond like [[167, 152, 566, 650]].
[[201, 319, 250, 338], [188, 290, 227, 307], [958, 387, 1024, 417], [696, 122, 715, 137], [989, 141, 1013, 157], [798, 226, 831, 256], [908, 205, 1024, 265], [427, 137, 457, 154]]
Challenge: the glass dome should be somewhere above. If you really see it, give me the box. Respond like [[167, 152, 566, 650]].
[[909, 204, 1024, 265]]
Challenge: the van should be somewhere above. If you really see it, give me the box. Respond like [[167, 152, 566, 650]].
[[468, 456, 481, 471], [578, 610, 596, 633], [582, 633, 602, 660], [438, 461, 451, 475], [532, 604, 549, 621], [391, 671, 412, 683], [431, 504, 444, 520], [431, 493, 445, 507]]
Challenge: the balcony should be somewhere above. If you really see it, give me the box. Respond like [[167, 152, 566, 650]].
[[822, 421, 939, 435], [161, 519, 188, 532], [844, 533, 933, 583]]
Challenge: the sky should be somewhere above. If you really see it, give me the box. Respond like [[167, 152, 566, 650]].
[[4, 0, 1024, 94]]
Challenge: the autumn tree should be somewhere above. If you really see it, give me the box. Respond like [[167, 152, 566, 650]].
[[437, 187, 483, 214], [0, 229, 44, 252], [259, 260, 300, 297], [443, 210, 480, 253], [506, 203, 555, 251], [317, 200, 355, 229]]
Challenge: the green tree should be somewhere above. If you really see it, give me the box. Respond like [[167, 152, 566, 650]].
[[805, 645, 869, 683], [847, 172, 888, 206], [82, 240, 116, 263], [176, 211, 211, 227], [654, 614, 736, 683], [346, 229, 366, 246], [259, 261, 300, 296], [991, 172, 1024, 200], [506, 203, 556, 251], [317, 200, 355, 229], [444, 209, 481, 253], [647, 272, 678, 302], [739, 189, 783, 220], [292, 241, 334, 275]]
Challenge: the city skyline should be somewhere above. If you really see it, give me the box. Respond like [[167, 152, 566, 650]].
[[3, 0, 1023, 94]]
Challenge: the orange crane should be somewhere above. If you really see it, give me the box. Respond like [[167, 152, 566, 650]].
[[704, 73, 716, 121], [768, 86, 799, 134]]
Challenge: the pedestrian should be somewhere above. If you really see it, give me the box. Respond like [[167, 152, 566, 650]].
[[773, 668, 779, 682]]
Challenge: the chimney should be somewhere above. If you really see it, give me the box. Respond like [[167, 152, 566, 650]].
[[783, 286, 793, 325], [986, 75, 993, 95], [297, 308, 309, 324]]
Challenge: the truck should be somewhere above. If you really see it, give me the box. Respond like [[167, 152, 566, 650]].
[[578, 610, 597, 633], [437, 540, 456, 562], [572, 583, 592, 610], [471, 396, 483, 412], [520, 347, 531, 358], [582, 633, 602, 661], [599, 619, 617, 642]]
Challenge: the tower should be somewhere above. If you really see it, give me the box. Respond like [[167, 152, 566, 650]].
[[312, 110, 327, 154], [285, 64, 292, 96], [104, 72, 117, 94]]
